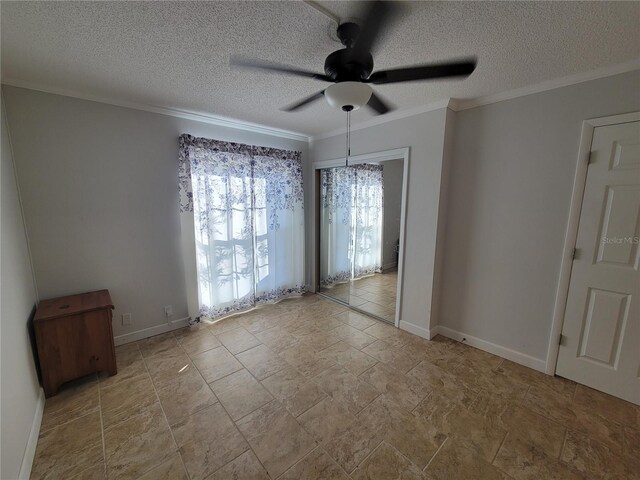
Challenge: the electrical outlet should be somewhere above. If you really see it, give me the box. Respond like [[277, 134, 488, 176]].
[[164, 305, 173, 318], [122, 313, 132, 326]]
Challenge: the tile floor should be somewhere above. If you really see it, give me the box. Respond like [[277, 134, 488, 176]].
[[321, 270, 398, 322], [30, 294, 639, 479]]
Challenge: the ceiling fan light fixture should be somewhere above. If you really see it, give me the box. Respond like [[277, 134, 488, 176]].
[[324, 82, 372, 111]]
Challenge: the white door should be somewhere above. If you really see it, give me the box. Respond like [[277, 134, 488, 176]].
[[556, 120, 640, 405]]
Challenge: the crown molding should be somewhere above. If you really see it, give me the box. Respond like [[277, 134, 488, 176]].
[[311, 98, 453, 141], [311, 59, 640, 140], [453, 58, 640, 111], [5, 58, 638, 144], [1, 79, 311, 142]]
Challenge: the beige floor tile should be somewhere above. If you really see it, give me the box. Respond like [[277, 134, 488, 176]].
[[385, 412, 446, 469], [104, 404, 177, 480], [208, 317, 244, 335], [357, 394, 446, 470], [451, 361, 529, 401], [113, 340, 143, 365], [69, 462, 106, 480], [31, 411, 103, 480], [333, 310, 378, 330], [279, 447, 351, 479], [362, 339, 421, 373], [239, 313, 278, 335], [298, 397, 357, 443], [358, 363, 430, 411], [413, 391, 470, 420], [137, 332, 179, 358], [191, 346, 243, 383], [261, 366, 327, 417], [156, 368, 218, 425], [279, 343, 336, 378], [254, 326, 300, 352], [494, 360, 576, 399], [293, 326, 343, 352], [319, 342, 379, 376], [493, 435, 583, 480], [500, 404, 566, 458], [137, 454, 187, 480], [29, 295, 632, 480], [424, 439, 509, 480], [323, 418, 385, 474], [467, 391, 513, 426], [523, 385, 623, 450], [417, 341, 463, 370], [210, 369, 273, 421], [313, 365, 380, 414], [351, 442, 425, 480], [457, 345, 504, 371], [560, 429, 640, 480], [144, 349, 194, 389], [235, 344, 290, 380], [407, 360, 474, 403], [100, 371, 158, 429], [429, 404, 506, 462], [40, 375, 99, 432], [236, 401, 317, 478], [623, 426, 640, 460], [171, 403, 248, 480], [99, 348, 147, 389], [216, 327, 261, 354], [573, 384, 640, 429], [331, 324, 378, 350], [313, 314, 347, 331], [177, 328, 222, 355], [207, 450, 269, 480]]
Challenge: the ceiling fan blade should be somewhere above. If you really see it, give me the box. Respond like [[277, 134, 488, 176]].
[[230, 55, 332, 82], [282, 90, 325, 112], [367, 90, 393, 115], [353, 1, 400, 55], [367, 58, 477, 85]]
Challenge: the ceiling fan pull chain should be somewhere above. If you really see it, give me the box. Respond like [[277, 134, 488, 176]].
[[345, 109, 352, 167]]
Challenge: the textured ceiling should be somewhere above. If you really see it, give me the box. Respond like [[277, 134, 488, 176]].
[[2, 1, 639, 136]]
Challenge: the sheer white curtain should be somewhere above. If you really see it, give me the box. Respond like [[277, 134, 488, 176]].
[[179, 135, 305, 320], [320, 167, 354, 286], [353, 164, 384, 278], [319, 164, 383, 286]]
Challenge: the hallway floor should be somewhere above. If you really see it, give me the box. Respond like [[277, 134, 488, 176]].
[[30, 294, 639, 479]]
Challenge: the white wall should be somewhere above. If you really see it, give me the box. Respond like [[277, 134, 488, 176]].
[[312, 108, 450, 336], [2, 86, 308, 341], [1, 90, 42, 480], [382, 159, 403, 270], [440, 70, 640, 362]]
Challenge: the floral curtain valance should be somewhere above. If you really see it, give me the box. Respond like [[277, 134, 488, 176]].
[[179, 134, 303, 216]]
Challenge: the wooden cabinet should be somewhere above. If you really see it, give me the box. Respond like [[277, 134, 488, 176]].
[[34, 289, 117, 397]]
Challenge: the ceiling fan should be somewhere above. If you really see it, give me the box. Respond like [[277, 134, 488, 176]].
[[230, 1, 477, 115]]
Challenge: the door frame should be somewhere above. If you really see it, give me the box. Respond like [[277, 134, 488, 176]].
[[546, 111, 640, 375], [313, 147, 410, 328]]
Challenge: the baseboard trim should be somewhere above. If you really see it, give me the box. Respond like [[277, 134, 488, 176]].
[[399, 320, 432, 340], [114, 317, 191, 346], [18, 388, 45, 480], [433, 325, 547, 373]]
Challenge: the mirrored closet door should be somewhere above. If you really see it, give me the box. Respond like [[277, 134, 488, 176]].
[[317, 152, 406, 324]]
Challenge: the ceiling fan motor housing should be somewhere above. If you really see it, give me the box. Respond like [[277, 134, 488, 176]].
[[324, 49, 374, 82]]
